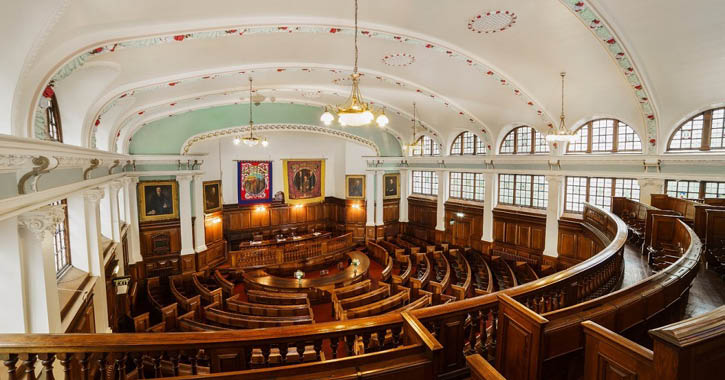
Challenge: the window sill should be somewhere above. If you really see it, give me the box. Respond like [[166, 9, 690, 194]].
[[57, 267, 92, 321]]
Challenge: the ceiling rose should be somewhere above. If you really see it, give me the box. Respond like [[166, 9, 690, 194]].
[[467, 10, 517, 34], [382, 53, 415, 67]]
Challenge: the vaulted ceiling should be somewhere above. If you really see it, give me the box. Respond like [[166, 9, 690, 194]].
[[2, 0, 724, 155]]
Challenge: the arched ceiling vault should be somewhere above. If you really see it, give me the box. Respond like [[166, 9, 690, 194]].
[[12, 0, 723, 155]]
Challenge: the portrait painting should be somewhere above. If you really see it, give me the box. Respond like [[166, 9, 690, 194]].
[[283, 159, 326, 205], [138, 181, 179, 222], [237, 161, 273, 205], [203, 180, 222, 213], [345, 175, 365, 200], [383, 173, 400, 199]]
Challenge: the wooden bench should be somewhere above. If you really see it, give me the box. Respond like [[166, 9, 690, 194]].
[[330, 279, 372, 302], [204, 307, 313, 329], [334, 283, 391, 320], [169, 273, 202, 317], [392, 254, 412, 286], [226, 294, 313, 318], [193, 271, 224, 306], [341, 288, 411, 320], [246, 289, 310, 306]]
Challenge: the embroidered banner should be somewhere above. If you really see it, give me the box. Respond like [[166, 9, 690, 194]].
[[237, 160, 273, 205], [282, 159, 325, 204]]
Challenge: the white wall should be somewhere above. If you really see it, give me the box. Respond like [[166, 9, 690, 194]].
[[189, 133, 375, 204]]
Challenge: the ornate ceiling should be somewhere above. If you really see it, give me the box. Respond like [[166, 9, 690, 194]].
[[2, 0, 724, 155]]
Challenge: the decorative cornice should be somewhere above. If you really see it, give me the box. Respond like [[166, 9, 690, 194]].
[[181, 123, 382, 155], [18, 204, 66, 241], [0, 154, 34, 171]]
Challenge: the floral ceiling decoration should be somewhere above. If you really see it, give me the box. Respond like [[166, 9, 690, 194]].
[[382, 53, 416, 67], [467, 10, 518, 34]]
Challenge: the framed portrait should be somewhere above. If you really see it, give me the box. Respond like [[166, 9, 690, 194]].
[[383, 173, 400, 199], [282, 159, 325, 205], [237, 161, 273, 205], [138, 181, 179, 222], [203, 180, 223, 213], [345, 175, 365, 200]]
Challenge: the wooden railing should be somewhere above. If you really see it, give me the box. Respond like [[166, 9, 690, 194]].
[[227, 233, 354, 268], [0, 204, 629, 379]]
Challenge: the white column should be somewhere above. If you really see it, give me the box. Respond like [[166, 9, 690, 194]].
[[399, 169, 409, 222], [108, 181, 123, 243], [365, 171, 375, 226], [375, 170, 384, 226], [177, 174, 195, 255], [84, 188, 110, 332], [0, 217, 27, 332], [638, 178, 665, 205], [482, 172, 496, 242], [123, 177, 142, 264], [543, 175, 564, 257], [99, 186, 113, 239], [17, 205, 66, 333], [193, 175, 207, 252], [435, 169, 449, 231]]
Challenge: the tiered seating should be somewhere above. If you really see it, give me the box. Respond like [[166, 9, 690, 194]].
[[392, 254, 412, 286], [409, 252, 431, 293], [134, 276, 179, 332], [169, 273, 202, 317], [214, 268, 241, 297], [490, 256, 517, 290], [511, 261, 538, 285], [467, 251, 494, 295], [247, 289, 309, 305], [427, 251, 450, 295], [226, 294, 313, 318], [334, 283, 391, 320], [447, 249, 472, 300], [330, 279, 372, 302], [378, 239, 405, 259], [366, 242, 394, 284], [192, 272, 223, 305], [393, 237, 421, 255], [340, 287, 411, 320]]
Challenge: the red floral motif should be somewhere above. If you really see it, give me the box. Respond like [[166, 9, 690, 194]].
[[425, 44, 433, 48], [119, 93, 127, 98], [606, 38, 616, 44], [278, 27, 288, 30], [500, 79, 506, 84], [329, 28, 340, 33], [575, 2, 584, 7], [277, 68, 285, 72], [173, 35, 185, 41], [94, 119, 100, 126], [649, 139, 656, 145], [553, 142, 558, 148], [647, 115, 655, 120], [42, 85, 54, 98], [168, 82, 179, 86], [225, 29, 237, 34], [91, 47, 103, 54], [527, 101, 534, 106], [486, 71, 494, 75], [138, 111, 144, 115], [170, 103, 176, 106], [634, 85, 642, 90]]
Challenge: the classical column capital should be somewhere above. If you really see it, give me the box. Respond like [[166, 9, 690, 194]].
[[109, 180, 124, 193], [122, 176, 139, 185], [83, 188, 106, 204], [192, 174, 204, 181], [177, 174, 194, 183], [638, 178, 665, 187], [18, 205, 66, 240], [545, 174, 564, 183]]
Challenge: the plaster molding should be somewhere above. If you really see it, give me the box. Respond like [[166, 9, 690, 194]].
[[18, 204, 66, 241], [83, 188, 106, 204], [181, 124, 381, 156], [176, 174, 194, 183]]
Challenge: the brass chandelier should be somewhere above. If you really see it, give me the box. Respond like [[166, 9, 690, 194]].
[[320, 0, 388, 128], [546, 72, 577, 144], [402, 103, 422, 155], [234, 77, 269, 147]]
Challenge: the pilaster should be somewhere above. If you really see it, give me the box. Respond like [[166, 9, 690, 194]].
[[193, 175, 207, 252], [177, 174, 195, 255], [543, 175, 564, 258]]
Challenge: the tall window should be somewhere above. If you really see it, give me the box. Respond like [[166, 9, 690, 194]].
[[666, 179, 725, 199], [411, 136, 440, 156], [565, 177, 641, 212], [499, 126, 549, 154], [50, 199, 71, 275], [668, 107, 725, 151], [412, 170, 438, 196], [567, 119, 642, 153], [45, 93, 63, 142], [449, 172, 485, 201], [497, 174, 548, 209], [450, 131, 486, 155]]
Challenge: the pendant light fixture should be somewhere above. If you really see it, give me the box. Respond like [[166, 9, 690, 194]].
[[546, 72, 577, 144], [402, 103, 422, 155], [320, 0, 387, 128], [234, 77, 269, 147]]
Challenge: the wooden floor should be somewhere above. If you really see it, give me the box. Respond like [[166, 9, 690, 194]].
[[621, 242, 725, 319]]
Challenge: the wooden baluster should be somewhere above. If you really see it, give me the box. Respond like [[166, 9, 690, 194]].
[[361, 333, 371, 354], [116, 353, 127, 380], [58, 353, 72, 380], [152, 353, 162, 378], [39, 354, 55, 380], [391, 327, 401, 348], [480, 310, 489, 359], [79, 353, 90, 380], [170, 352, 180, 376], [2, 354, 19, 380], [313, 340, 322, 361], [296, 342, 306, 363], [187, 350, 198, 375], [278, 343, 288, 364], [491, 308, 498, 356], [345, 335, 356, 356], [325, 337, 338, 359], [260, 345, 271, 367], [468, 311, 480, 354], [23, 354, 37, 380], [132, 353, 145, 379], [97, 352, 108, 380], [376, 329, 386, 350]]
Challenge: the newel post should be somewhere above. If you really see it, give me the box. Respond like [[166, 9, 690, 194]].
[[495, 294, 548, 380]]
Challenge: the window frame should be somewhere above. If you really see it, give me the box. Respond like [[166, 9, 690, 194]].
[[45, 93, 63, 142], [665, 179, 725, 199], [412, 170, 439, 196], [567, 119, 642, 154], [448, 172, 485, 202], [499, 126, 550, 154], [667, 108, 725, 152], [564, 176, 641, 213], [497, 174, 548, 209], [51, 199, 72, 277], [410, 135, 441, 156], [450, 131, 486, 155]]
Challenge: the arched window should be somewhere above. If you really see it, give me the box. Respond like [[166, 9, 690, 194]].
[[668, 107, 725, 152], [450, 131, 486, 155], [410, 135, 440, 156], [567, 119, 642, 153], [45, 92, 63, 142], [499, 126, 549, 154]]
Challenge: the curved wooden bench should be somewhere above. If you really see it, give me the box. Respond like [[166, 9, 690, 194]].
[[392, 254, 412, 286], [246, 289, 310, 306], [226, 294, 313, 318], [428, 251, 450, 295], [448, 249, 472, 300], [334, 284, 391, 320], [341, 288, 411, 320], [193, 272, 223, 306], [204, 307, 313, 329]]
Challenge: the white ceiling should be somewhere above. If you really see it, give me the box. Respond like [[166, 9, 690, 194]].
[[2, 0, 724, 154]]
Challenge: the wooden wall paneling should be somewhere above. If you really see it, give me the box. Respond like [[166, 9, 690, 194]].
[[181, 254, 196, 273], [492, 209, 546, 260], [582, 321, 654, 380], [496, 294, 548, 380], [204, 211, 224, 244]]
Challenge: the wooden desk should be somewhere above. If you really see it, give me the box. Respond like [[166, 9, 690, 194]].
[[236, 232, 331, 250]]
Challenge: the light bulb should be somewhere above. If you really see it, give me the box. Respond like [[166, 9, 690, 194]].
[[376, 113, 389, 127], [362, 110, 374, 121], [261, 139, 269, 147], [233, 136, 241, 145], [320, 111, 334, 125]]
